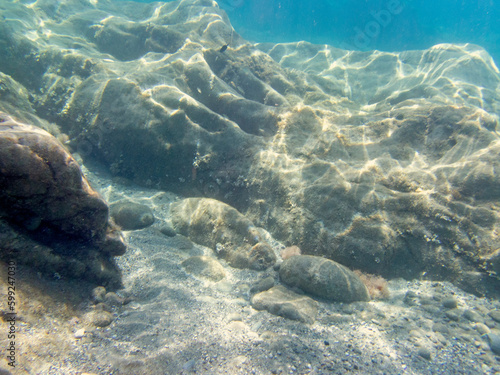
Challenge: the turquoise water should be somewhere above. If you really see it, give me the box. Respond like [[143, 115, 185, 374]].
[[130, 0, 500, 64]]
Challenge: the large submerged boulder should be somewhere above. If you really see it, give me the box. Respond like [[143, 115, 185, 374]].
[[0, 113, 125, 286]]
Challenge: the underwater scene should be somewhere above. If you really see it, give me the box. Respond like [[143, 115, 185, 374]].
[[0, 0, 500, 374]]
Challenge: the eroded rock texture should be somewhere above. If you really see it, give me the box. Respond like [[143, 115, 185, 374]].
[[0, 113, 125, 287], [0, 0, 499, 295]]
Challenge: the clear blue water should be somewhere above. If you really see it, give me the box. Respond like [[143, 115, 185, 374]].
[[130, 0, 500, 65]]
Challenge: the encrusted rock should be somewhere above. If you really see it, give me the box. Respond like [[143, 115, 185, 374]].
[[279, 255, 370, 303]]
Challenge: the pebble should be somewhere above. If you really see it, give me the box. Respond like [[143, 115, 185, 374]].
[[485, 333, 500, 355], [104, 292, 124, 306], [474, 323, 490, 335], [432, 323, 450, 335], [159, 225, 177, 237], [250, 276, 275, 294], [488, 310, 500, 323], [463, 309, 484, 323], [110, 201, 155, 230], [90, 311, 114, 327], [95, 302, 112, 312], [404, 291, 418, 306], [92, 286, 106, 303], [182, 359, 196, 372], [442, 297, 458, 309], [417, 347, 432, 360], [444, 309, 461, 321], [74, 328, 85, 339], [227, 313, 243, 322]]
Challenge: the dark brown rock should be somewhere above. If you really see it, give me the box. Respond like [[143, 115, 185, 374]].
[[0, 113, 125, 285], [0, 113, 123, 249]]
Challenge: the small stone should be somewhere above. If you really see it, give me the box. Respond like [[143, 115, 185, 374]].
[[417, 347, 432, 360], [94, 302, 112, 312], [159, 225, 176, 237], [485, 319, 497, 328], [485, 333, 500, 355], [419, 296, 434, 305], [74, 328, 85, 339], [250, 276, 275, 294], [405, 291, 418, 299], [227, 321, 249, 332], [260, 331, 275, 340], [171, 198, 276, 270], [475, 323, 490, 335], [463, 309, 484, 323], [442, 297, 458, 309], [404, 291, 419, 305], [182, 359, 196, 372], [445, 309, 461, 321], [488, 310, 500, 323], [110, 201, 155, 230], [227, 313, 243, 322], [92, 286, 106, 303], [104, 292, 124, 306], [432, 323, 450, 335], [90, 311, 114, 327]]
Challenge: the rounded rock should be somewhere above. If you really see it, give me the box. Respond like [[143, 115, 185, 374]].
[[250, 276, 275, 294], [485, 333, 500, 355], [110, 201, 155, 230], [92, 286, 107, 303], [417, 347, 432, 360], [488, 310, 500, 323], [89, 310, 114, 327], [279, 255, 370, 303], [442, 297, 458, 309], [159, 225, 177, 237]]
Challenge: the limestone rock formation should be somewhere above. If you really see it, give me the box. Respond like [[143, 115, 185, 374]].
[[279, 255, 370, 303], [0, 113, 125, 286]]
